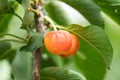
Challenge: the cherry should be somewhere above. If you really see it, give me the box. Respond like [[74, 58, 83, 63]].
[[44, 30, 79, 57]]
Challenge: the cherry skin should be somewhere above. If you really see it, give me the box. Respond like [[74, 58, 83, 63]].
[[44, 30, 72, 55], [60, 34, 79, 57], [44, 30, 79, 57]]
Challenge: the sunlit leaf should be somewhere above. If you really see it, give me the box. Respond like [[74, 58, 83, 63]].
[[60, 0, 104, 28], [44, 1, 90, 27]]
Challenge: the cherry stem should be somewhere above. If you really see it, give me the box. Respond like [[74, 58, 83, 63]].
[[44, 16, 57, 31]]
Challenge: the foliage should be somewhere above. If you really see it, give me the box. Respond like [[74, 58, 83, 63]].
[[0, 0, 120, 80], [41, 67, 86, 80]]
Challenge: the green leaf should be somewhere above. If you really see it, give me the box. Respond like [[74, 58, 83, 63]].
[[59, 24, 113, 80], [21, 11, 35, 29], [0, 14, 13, 33], [0, 41, 16, 63], [9, 1, 25, 19], [60, 0, 104, 28], [74, 51, 106, 80], [0, 0, 14, 14], [44, 1, 90, 27], [20, 33, 43, 51], [12, 50, 32, 80], [41, 67, 86, 80], [64, 24, 113, 68], [1, 49, 16, 63], [0, 1, 24, 33], [16, 0, 22, 4], [22, 0, 30, 10], [93, 0, 120, 26], [103, 11, 120, 80], [0, 60, 11, 80], [21, 0, 35, 29], [58, 24, 113, 79], [0, 41, 11, 55], [41, 46, 58, 68]]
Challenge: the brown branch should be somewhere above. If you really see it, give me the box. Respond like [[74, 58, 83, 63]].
[[32, 48, 42, 80], [31, 0, 46, 80]]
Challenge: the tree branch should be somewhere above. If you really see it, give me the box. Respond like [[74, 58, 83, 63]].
[[31, 0, 46, 80], [32, 48, 42, 80]]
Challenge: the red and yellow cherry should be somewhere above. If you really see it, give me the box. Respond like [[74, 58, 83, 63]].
[[60, 34, 79, 57], [44, 30, 79, 57]]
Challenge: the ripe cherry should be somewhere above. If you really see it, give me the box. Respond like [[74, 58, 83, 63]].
[[60, 34, 79, 57], [44, 30, 79, 57]]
